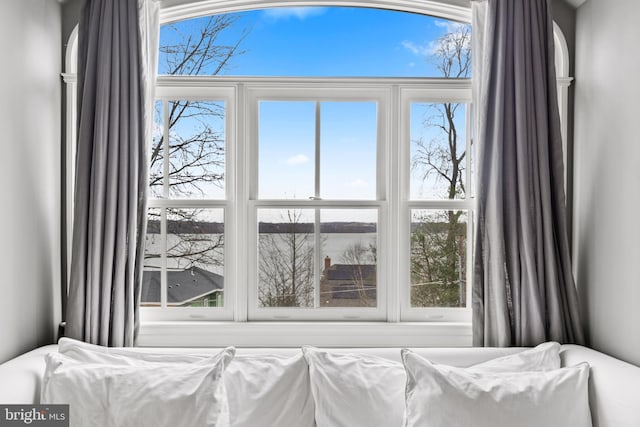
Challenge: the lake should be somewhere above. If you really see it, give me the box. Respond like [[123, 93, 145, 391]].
[[144, 232, 378, 276]]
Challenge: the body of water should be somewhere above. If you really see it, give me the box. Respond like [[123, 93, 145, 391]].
[[145, 232, 378, 276]]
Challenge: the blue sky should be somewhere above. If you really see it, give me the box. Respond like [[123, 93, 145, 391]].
[[259, 101, 377, 200], [158, 7, 470, 220], [159, 6, 463, 77]]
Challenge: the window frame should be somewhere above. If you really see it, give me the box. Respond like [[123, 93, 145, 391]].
[[144, 77, 473, 325], [398, 85, 473, 323], [245, 84, 390, 321], [143, 85, 237, 321]]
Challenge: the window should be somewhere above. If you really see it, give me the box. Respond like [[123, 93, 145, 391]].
[[249, 95, 385, 320], [144, 87, 235, 320], [63, 0, 572, 346], [400, 88, 473, 323], [143, 5, 473, 327]]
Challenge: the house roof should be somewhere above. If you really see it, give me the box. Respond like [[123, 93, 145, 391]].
[[141, 266, 223, 305], [324, 264, 376, 281]]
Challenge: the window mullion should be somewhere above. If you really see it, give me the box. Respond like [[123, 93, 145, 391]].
[[163, 100, 169, 198], [314, 101, 321, 309], [315, 101, 321, 199], [387, 84, 401, 322], [314, 208, 321, 309], [161, 99, 169, 308], [160, 207, 167, 308], [236, 83, 249, 322]]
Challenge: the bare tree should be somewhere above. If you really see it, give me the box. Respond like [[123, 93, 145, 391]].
[[150, 15, 250, 198], [145, 209, 224, 270], [410, 24, 471, 307], [338, 242, 377, 307], [412, 24, 470, 199], [411, 212, 466, 307], [258, 210, 315, 307], [145, 15, 250, 271]]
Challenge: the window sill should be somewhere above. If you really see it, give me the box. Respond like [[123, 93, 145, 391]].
[[136, 321, 472, 347]]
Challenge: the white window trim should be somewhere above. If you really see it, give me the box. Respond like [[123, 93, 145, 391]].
[[135, 76, 476, 341], [159, 0, 472, 26], [398, 86, 473, 323], [245, 84, 390, 321], [144, 86, 237, 321], [144, 77, 473, 326], [61, 0, 572, 347], [136, 320, 472, 347]]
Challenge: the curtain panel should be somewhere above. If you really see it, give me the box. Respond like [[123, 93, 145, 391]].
[[66, 0, 159, 346], [472, 0, 584, 347]]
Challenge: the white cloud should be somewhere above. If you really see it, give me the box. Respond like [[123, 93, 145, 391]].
[[263, 7, 327, 21], [401, 40, 440, 57], [408, 62, 416, 68], [285, 154, 310, 165], [434, 20, 468, 34], [402, 21, 471, 58], [349, 179, 368, 188]]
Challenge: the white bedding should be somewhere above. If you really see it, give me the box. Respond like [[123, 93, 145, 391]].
[[57, 338, 314, 427], [402, 349, 592, 427], [41, 348, 234, 427], [3, 344, 640, 427], [303, 342, 562, 427]]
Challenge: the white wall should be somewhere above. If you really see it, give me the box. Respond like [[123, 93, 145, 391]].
[[0, 0, 61, 364], [574, 0, 640, 366]]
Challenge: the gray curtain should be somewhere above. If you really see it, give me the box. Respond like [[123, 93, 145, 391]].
[[66, 0, 151, 346], [472, 0, 584, 347]]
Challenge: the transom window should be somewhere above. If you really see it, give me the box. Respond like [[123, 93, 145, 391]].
[[141, 5, 474, 323], [157, 6, 468, 78]]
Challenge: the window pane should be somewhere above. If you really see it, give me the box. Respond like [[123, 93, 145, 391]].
[[167, 208, 224, 308], [149, 101, 164, 198], [410, 103, 467, 200], [159, 8, 471, 78], [320, 102, 377, 200], [410, 210, 467, 308], [320, 209, 377, 307], [168, 101, 226, 199], [142, 208, 162, 307], [259, 102, 315, 199], [258, 209, 315, 307]]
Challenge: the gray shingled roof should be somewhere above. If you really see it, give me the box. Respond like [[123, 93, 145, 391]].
[[325, 264, 376, 281], [141, 267, 223, 305]]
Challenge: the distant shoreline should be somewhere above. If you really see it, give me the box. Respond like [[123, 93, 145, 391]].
[[147, 219, 466, 234], [147, 220, 378, 234]]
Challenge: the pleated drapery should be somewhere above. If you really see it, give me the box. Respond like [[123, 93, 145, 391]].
[[472, 0, 584, 347], [66, 0, 159, 346]]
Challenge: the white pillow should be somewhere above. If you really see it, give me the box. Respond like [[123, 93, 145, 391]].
[[226, 353, 314, 427], [302, 342, 561, 427], [58, 338, 314, 427], [41, 349, 234, 427], [468, 341, 561, 372], [303, 347, 404, 427], [402, 349, 592, 427], [58, 338, 213, 364]]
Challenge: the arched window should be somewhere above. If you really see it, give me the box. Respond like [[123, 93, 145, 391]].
[[63, 1, 572, 346]]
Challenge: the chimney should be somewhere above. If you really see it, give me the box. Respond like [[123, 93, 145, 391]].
[[324, 256, 331, 270]]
